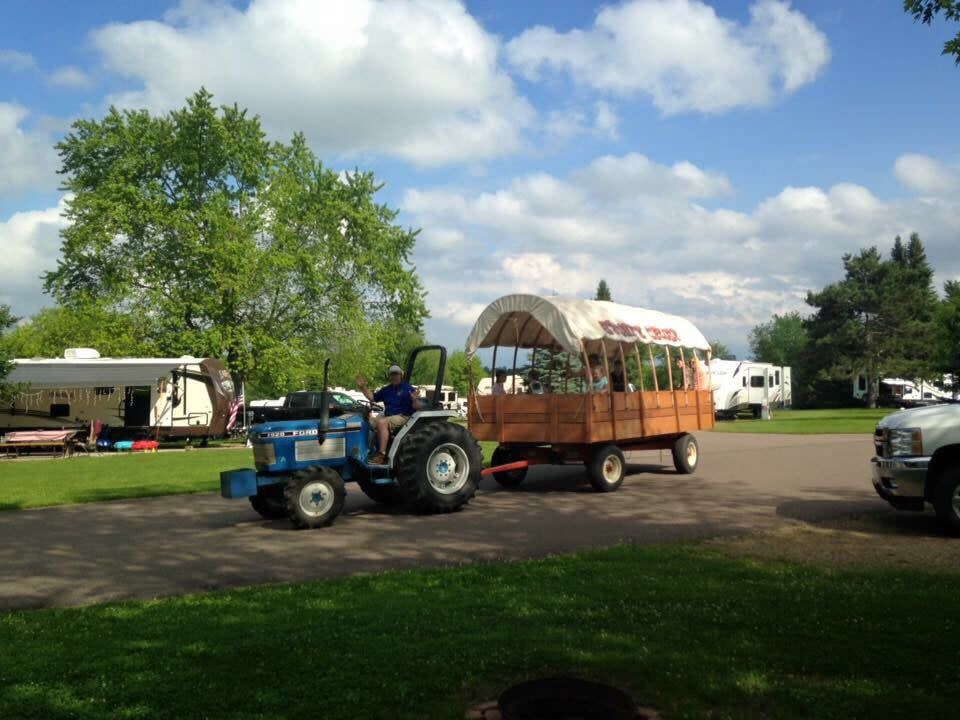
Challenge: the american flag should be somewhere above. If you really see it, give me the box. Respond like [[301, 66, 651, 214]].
[[226, 383, 245, 431]]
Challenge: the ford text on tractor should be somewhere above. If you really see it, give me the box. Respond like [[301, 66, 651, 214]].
[[220, 346, 482, 529]]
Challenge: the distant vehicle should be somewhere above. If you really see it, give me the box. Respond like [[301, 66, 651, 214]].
[[3, 348, 234, 440], [249, 390, 372, 424], [710, 359, 792, 419], [415, 384, 460, 410], [476, 375, 527, 395], [872, 403, 960, 533], [853, 375, 954, 408]]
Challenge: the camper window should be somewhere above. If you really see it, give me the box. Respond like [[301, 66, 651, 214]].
[[95, 386, 114, 396], [858, 376, 867, 392], [750, 376, 765, 388], [50, 403, 70, 418], [775, 371, 780, 385], [742, 377, 747, 387]]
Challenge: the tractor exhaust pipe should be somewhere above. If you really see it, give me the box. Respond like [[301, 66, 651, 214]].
[[318, 358, 331, 446]]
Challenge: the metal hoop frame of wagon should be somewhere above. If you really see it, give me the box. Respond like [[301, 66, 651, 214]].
[[465, 294, 715, 492]]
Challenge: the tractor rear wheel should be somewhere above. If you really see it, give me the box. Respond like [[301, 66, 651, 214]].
[[490, 445, 528, 488], [396, 421, 481, 513], [249, 484, 287, 519], [284, 466, 346, 529], [355, 470, 404, 506]]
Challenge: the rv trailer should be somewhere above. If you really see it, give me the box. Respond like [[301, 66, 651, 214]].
[[852, 375, 953, 407], [3, 348, 234, 440], [710, 359, 792, 419]]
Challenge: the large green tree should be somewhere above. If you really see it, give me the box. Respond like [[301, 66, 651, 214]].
[[805, 235, 938, 407], [905, 0, 960, 63], [45, 89, 426, 393], [0, 305, 18, 403], [749, 312, 808, 366], [934, 280, 960, 396]]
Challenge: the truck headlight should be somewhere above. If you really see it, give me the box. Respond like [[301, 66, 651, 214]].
[[888, 428, 922, 457]]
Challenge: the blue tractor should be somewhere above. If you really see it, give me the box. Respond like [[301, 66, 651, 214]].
[[219, 346, 483, 529]]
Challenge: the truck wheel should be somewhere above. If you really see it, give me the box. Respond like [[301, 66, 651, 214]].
[[284, 466, 345, 530], [587, 444, 625, 492], [933, 466, 960, 535], [355, 471, 404, 506], [396, 422, 481, 513], [249, 484, 287, 519], [490, 445, 527, 488], [672, 434, 699, 474]]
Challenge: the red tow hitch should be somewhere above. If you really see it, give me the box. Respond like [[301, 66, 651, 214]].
[[481, 460, 530, 476]]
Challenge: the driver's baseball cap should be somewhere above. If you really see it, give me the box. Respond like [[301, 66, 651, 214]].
[[388, 365, 403, 375]]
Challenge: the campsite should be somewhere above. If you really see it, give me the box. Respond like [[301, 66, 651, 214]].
[[2, 2, 960, 719]]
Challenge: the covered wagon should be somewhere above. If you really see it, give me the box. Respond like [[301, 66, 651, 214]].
[[466, 294, 715, 491]]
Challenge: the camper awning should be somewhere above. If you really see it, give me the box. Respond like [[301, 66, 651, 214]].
[[464, 294, 710, 358], [8, 357, 202, 389]]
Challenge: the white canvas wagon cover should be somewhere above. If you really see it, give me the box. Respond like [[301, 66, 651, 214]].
[[465, 294, 710, 357]]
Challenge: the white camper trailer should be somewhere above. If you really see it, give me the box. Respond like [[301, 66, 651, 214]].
[[710, 359, 792, 419], [852, 375, 952, 407], [414, 384, 460, 410], [3, 348, 235, 440], [476, 375, 527, 395]]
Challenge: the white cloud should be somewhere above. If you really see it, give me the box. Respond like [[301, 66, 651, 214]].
[[48, 66, 95, 90], [0, 198, 69, 315], [894, 153, 959, 195], [406, 152, 960, 354], [0, 103, 59, 197], [90, 0, 534, 166], [506, 0, 830, 114], [545, 101, 620, 142], [0, 49, 36, 72]]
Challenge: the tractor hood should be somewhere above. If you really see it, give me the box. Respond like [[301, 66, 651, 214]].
[[249, 415, 362, 439]]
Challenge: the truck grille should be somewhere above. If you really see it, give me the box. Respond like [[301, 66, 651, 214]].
[[874, 427, 887, 458]]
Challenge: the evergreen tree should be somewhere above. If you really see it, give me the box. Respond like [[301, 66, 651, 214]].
[[0, 305, 18, 403], [595, 280, 612, 301], [805, 235, 938, 407]]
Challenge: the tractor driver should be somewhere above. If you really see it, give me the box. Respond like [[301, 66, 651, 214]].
[[355, 364, 422, 465]]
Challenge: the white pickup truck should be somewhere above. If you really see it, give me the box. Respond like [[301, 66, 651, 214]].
[[872, 404, 960, 533]]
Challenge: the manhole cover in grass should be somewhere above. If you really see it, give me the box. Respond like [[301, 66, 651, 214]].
[[496, 677, 641, 720]]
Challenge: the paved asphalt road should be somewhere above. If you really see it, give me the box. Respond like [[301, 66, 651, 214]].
[[0, 432, 891, 610]]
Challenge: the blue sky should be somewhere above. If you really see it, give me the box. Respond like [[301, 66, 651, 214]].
[[1, 0, 959, 358]]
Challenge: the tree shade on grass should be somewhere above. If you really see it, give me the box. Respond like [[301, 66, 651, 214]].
[[713, 408, 890, 434], [0, 442, 501, 511], [0, 544, 956, 720]]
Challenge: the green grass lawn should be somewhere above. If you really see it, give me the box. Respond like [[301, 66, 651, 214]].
[[0, 442, 502, 511], [713, 408, 891, 434], [0, 449, 245, 511], [1, 544, 956, 720]]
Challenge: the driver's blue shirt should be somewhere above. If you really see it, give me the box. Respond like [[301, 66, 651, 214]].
[[373, 382, 416, 416]]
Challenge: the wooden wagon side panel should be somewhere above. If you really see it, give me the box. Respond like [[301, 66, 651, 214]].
[[469, 388, 715, 445]]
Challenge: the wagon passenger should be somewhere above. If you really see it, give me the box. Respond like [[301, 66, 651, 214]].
[[492, 369, 508, 396], [356, 365, 422, 465], [569, 355, 608, 393]]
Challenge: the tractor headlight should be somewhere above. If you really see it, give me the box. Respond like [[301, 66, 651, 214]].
[[888, 428, 922, 457]]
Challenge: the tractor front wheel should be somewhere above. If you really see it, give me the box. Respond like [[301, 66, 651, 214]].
[[396, 422, 481, 513], [284, 466, 346, 530]]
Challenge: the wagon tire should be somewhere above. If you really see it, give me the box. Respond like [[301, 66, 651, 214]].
[[490, 445, 528, 488], [672, 433, 699, 474], [587, 444, 625, 492], [396, 422, 481, 513], [933, 466, 960, 535], [284, 466, 345, 530], [249, 484, 288, 519]]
